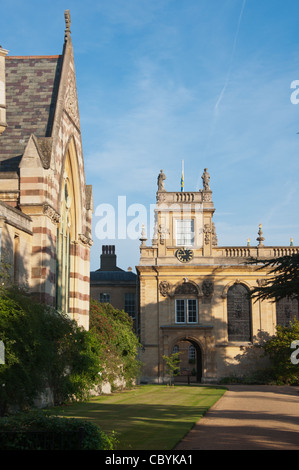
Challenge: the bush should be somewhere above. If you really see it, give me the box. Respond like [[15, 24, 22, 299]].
[[0, 411, 117, 450], [262, 320, 299, 385], [0, 287, 142, 416], [0, 287, 103, 414], [89, 299, 142, 387], [219, 369, 276, 385]]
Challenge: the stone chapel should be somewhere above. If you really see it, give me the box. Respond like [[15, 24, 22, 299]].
[[0, 11, 93, 329], [137, 169, 299, 383]]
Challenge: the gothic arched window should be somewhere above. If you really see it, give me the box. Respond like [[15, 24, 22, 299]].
[[56, 139, 82, 316], [56, 177, 71, 314], [227, 283, 251, 342], [276, 297, 299, 327]]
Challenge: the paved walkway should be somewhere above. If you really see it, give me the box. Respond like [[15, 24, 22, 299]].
[[175, 385, 299, 450]]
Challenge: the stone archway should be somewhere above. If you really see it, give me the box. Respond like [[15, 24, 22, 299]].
[[171, 337, 203, 383]]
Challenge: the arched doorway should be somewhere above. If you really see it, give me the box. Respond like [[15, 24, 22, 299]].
[[172, 338, 202, 383]]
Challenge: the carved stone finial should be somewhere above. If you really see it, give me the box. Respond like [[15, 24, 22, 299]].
[[64, 10, 71, 40], [157, 169, 166, 192], [202, 168, 210, 191], [140, 224, 147, 247], [257, 223, 265, 247]]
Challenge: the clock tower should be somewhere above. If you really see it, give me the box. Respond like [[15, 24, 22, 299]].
[[137, 168, 219, 384], [137, 168, 298, 385], [141, 167, 217, 266]]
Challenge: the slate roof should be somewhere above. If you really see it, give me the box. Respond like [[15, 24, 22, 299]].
[[0, 55, 62, 174], [90, 270, 137, 284]]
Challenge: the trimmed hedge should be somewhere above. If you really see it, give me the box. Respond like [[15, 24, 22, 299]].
[[0, 411, 117, 450]]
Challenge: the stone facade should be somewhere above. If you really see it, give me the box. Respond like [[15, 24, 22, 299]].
[[137, 169, 299, 383], [0, 11, 92, 329], [90, 245, 137, 326]]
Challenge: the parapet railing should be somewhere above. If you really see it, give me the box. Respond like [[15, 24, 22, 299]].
[[218, 246, 299, 258]]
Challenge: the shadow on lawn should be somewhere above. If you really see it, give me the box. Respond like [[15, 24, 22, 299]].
[[57, 402, 214, 426], [58, 402, 214, 450], [51, 385, 227, 449]]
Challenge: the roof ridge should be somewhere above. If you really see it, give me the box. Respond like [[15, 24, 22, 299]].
[[7, 55, 61, 60]]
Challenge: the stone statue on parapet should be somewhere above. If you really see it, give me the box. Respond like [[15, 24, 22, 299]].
[[157, 169, 166, 191], [202, 168, 210, 191]]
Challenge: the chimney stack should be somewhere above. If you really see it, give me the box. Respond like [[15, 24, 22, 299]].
[[0, 46, 8, 136], [100, 245, 118, 271]]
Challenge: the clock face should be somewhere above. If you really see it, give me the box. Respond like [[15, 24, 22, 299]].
[[176, 248, 194, 263]]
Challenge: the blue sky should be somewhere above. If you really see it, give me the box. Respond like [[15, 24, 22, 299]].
[[1, 0, 299, 271]]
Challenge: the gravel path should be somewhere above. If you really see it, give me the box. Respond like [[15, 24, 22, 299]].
[[175, 385, 299, 450]]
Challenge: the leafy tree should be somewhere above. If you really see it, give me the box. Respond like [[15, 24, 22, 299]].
[[247, 254, 299, 384], [262, 320, 299, 384], [0, 287, 103, 415], [43, 313, 103, 405], [0, 287, 141, 416], [0, 289, 47, 415], [89, 299, 142, 388], [248, 253, 299, 303], [163, 352, 181, 384]]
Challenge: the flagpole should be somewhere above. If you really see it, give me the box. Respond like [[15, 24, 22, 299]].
[[181, 160, 184, 192]]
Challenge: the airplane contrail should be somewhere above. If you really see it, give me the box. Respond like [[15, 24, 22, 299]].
[[197, 0, 247, 190], [214, 0, 247, 114]]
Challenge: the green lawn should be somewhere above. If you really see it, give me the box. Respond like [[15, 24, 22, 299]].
[[51, 384, 226, 450]]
